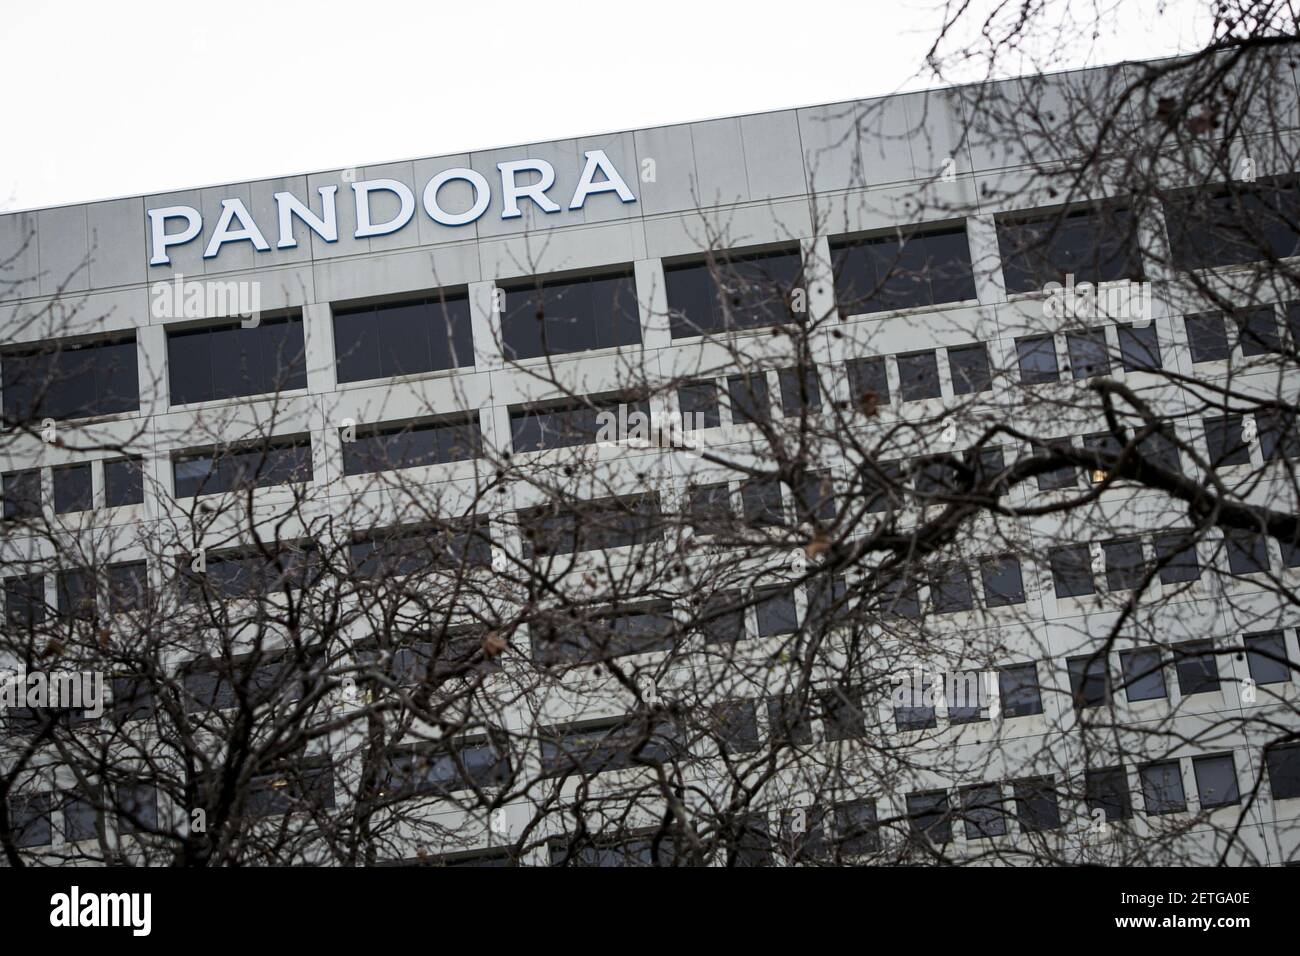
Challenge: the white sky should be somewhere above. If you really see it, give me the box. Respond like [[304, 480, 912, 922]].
[[1, 0, 1213, 212]]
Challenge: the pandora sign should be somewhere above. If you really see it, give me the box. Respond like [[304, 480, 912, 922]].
[[147, 149, 636, 266]]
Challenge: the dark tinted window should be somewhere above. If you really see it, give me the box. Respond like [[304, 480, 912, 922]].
[[778, 366, 822, 415], [1225, 528, 1269, 574], [678, 380, 721, 429], [1016, 335, 1060, 384], [846, 356, 890, 408], [1174, 640, 1219, 696], [1140, 761, 1187, 814], [1087, 766, 1132, 821], [1066, 330, 1111, 378], [343, 417, 481, 475], [1013, 777, 1061, 831], [906, 790, 951, 843], [767, 694, 813, 745], [1192, 754, 1239, 808], [1163, 178, 1300, 270], [1204, 416, 1251, 467], [999, 663, 1043, 717], [382, 738, 510, 796], [245, 758, 335, 818], [961, 784, 1006, 839], [503, 272, 641, 359], [831, 226, 976, 315], [1154, 531, 1200, 584], [3, 469, 40, 520], [510, 396, 646, 452], [1266, 744, 1300, 799], [667, 248, 804, 338], [540, 717, 679, 777], [1244, 631, 1290, 685], [1068, 654, 1109, 709], [1237, 307, 1281, 356], [57, 568, 95, 619], [1184, 313, 1230, 362], [168, 317, 306, 405], [896, 350, 941, 401], [1050, 545, 1095, 598], [710, 700, 760, 755], [861, 460, 904, 514], [3, 336, 139, 422], [107, 561, 149, 614], [727, 373, 771, 425], [818, 685, 865, 741], [11, 793, 52, 847], [1258, 410, 1300, 460], [948, 343, 992, 394], [1118, 322, 1161, 371], [834, 800, 880, 856], [754, 587, 798, 637], [687, 483, 732, 531], [4, 574, 45, 627], [981, 556, 1026, 606], [930, 563, 973, 613], [1119, 647, 1166, 701], [173, 437, 313, 498], [333, 294, 472, 383], [104, 457, 144, 507], [520, 495, 662, 558], [1103, 537, 1147, 591], [741, 478, 784, 527], [998, 207, 1139, 293], [53, 463, 92, 514]]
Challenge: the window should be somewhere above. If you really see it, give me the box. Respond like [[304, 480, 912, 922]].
[[947, 343, 992, 394], [710, 700, 760, 755], [520, 495, 662, 558], [947, 670, 990, 724], [727, 373, 771, 425], [880, 573, 922, 619], [172, 437, 313, 498], [342, 417, 482, 475], [11, 793, 52, 848], [999, 663, 1044, 717], [906, 790, 951, 843], [1258, 410, 1300, 460], [667, 248, 804, 338], [895, 350, 941, 402], [1192, 754, 1239, 808], [846, 356, 890, 408], [793, 472, 836, 524], [687, 483, 732, 531], [510, 396, 647, 452], [1013, 777, 1061, 831], [333, 293, 472, 383], [815, 685, 863, 741], [245, 758, 335, 817], [723, 813, 773, 867], [1204, 416, 1251, 467], [531, 604, 676, 666], [1118, 322, 1161, 371], [180, 544, 321, 601], [969, 447, 1009, 496], [767, 695, 813, 746], [834, 800, 880, 856], [1243, 631, 1290, 685], [168, 316, 307, 405], [503, 271, 640, 358], [1184, 313, 1230, 362], [1036, 439, 1078, 490], [1082, 431, 1123, 483], [805, 574, 848, 631], [3, 469, 41, 519], [1140, 761, 1187, 814], [678, 380, 721, 429], [1068, 655, 1109, 709], [57, 568, 95, 619], [894, 674, 936, 731], [549, 834, 678, 868], [831, 225, 976, 315], [1265, 744, 1300, 800], [63, 792, 98, 843], [1120, 648, 1167, 702], [3, 335, 139, 422], [116, 784, 159, 834], [696, 592, 747, 645], [1174, 640, 1220, 696], [1237, 307, 1281, 355], [52, 463, 93, 514], [349, 520, 491, 578], [1016, 335, 1060, 384], [861, 460, 904, 514], [959, 784, 1006, 839], [777, 366, 822, 415], [1103, 537, 1147, 591], [1163, 178, 1300, 270], [1154, 531, 1200, 584], [1087, 767, 1132, 822], [104, 457, 144, 507], [754, 587, 798, 637], [182, 652, 325, 714], [1138, 426, 1182, 474], [1066, 330, 1111, 378], [930, 563, 974, 613], [997, 207, 1139, 293], [382, 738, 510, 796], [1225, 528, 1270, 574], [913, 456, 962, 497], [107, 561, 149, 614], [4, 574, 45, 627], [1050, 545, 1095, 598], [741, 478, 784, 527], [981, 556, 1026, 606]]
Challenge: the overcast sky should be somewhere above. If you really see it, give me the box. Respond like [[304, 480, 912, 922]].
[[2, 0, 1213, 212]]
